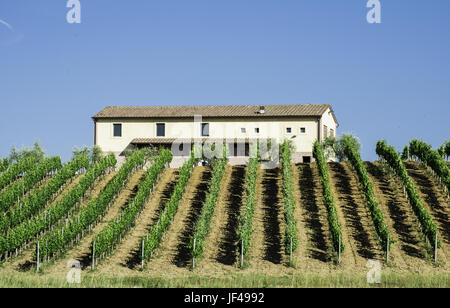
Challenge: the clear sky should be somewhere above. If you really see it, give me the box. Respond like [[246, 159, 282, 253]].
[[1, 0, 449, 162]]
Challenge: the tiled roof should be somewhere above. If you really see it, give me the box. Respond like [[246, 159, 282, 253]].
[[93, 104, 333, 119]]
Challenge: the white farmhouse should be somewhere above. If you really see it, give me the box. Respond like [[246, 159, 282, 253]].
[[92, 104, 338, 164]]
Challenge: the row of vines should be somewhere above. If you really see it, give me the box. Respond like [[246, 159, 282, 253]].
[[313, 141, 344, 256], [0, 155, 90, 234], [0, 154, 116, 259], [91, 149, 173, 263], [140, 151, 197, 265], [190, 147, 228, 265], [0, 157, 37, 191], [280, 141, 298, 259], [376, 140, 440, 249], [343, 140, 390, 251], [0, 159, 8, 173], [238, 155, 259, 266], [0, 157, 61, 213], [34, 150, 145, 262], [409, 139, 450, 192]]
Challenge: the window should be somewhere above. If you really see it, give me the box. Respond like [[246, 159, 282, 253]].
[[300, 127, 306, 133], [255, 128, 260, 134], [156, 123, 165, 137], [330, 129, 335, 138], [241, 128, 247, 133], [323, 125, 328, 138], [113, 124, 122, 137], [286, 127, 292, 134], [303, 156, 311, 163], [201, 123, 210, 137]]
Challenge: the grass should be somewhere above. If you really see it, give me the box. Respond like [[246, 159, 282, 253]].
[[0, 271, 448, 288]]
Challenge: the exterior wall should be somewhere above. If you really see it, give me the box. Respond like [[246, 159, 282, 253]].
[[320, 107, 339, 161], [96, 117, 319, 154], [321, 108, 338, 140], [95, 112, 337, 162]]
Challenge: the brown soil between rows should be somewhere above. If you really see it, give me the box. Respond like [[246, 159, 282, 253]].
[[196, 165, 244, 273], [145, 167, 212, 274], [246, 166, 288, 272], [49, 169, 147, 272], [405, 162, 450, 268], [293, 163, 334, 272], [96, 168, 180, 274], [365, 162, 431, 272], [327, 162, 384, 269]]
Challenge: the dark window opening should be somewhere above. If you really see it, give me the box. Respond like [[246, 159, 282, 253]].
[[113, 124, 122, 137], [241, 128, 246, 133], [202, 123, 210, 137], [255, 128, 260, 134], [286, 127, 292, 134], [300, 127, 306, 133], [157, 123, 165, 137], [303, 156, 311, 163]]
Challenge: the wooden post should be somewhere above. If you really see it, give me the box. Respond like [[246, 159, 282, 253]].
[[141, 240, 145, 270], [386, 235, 390, 264], [338, 235, 341, 264], [434, 233, 438, 263], [36, 242, 40, 272], [290, 237, 293, 265], [92, 241, 96, 271], [241, 240, 244, 268], [192, 238, 196, 269]]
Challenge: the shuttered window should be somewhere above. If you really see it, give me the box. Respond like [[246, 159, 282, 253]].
[[157, 123, 165, 137], [113, 124, 122, 137]]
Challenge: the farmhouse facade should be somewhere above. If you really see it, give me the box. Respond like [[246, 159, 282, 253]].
[[92, 104, 338, 163]]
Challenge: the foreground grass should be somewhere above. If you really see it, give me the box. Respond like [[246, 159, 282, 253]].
[[0, 272, 448, 288]]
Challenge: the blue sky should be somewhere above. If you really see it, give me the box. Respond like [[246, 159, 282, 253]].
[[0, 0, 449, 162]]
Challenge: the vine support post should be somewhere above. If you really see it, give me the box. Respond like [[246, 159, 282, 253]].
[[386, 235, 390, 264], [241, 240, 244, 268], [141, 239, 145, 270], [36, 242, 40, 273], [338, 235, 341, 264], [192, 238, 196, 270], [290, 237, 293, 265], [92, 241, 96, 271], [434, 233, 438, 263]]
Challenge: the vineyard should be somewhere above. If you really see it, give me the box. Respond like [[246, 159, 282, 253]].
[[0, 140, 449, 283]]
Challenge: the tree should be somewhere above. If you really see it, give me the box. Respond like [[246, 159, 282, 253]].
[[322, 137, 338, 161], [322, 134, 361, 162], [123, 145, 137, 158], [445, 141, 450, 161], [92, 145, 103, 164], [401, 146, 410, 161], [8, 141, 45, 163], [141, 146, 160, 163], [437, 145, 445, 160], [72, 146, 90, 160]]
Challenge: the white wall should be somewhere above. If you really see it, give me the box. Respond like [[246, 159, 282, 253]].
[[95, 113, 337, 162]]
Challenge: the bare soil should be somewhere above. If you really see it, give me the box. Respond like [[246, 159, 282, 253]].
[[96, 168, 180, 273], [246, 166, 289, 272], [50, 170, 147, 272], [294, 163, 333, 268], [197, 165, 241, 272], [365, 162, 431, 271], [404, 162, 450, 267], [145, 167, 212, 274], [327, 162, 384, 269]]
